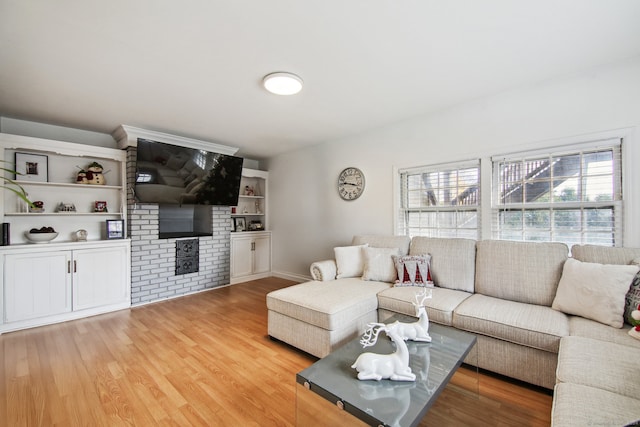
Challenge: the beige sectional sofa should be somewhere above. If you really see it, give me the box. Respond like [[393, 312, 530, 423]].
[[266, 235, 640, 426]]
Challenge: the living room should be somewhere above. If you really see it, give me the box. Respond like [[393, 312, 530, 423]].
[[2, 1, 640, 426]]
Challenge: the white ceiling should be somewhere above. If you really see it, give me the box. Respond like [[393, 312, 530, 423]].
[[1, 1, 640, 159]]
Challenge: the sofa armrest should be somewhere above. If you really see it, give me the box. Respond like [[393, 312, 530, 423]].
[[310, 260, 337, 281]]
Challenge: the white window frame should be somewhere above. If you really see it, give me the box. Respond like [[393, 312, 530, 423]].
[[395, 160, 480, 239], [492, 138, 623, 247], [394, 128, 636, 247]]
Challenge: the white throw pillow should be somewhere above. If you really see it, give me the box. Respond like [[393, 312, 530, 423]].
[[552, 258, 640, 328], [334, 244, 368, 279], [362, 247, 401, 283]]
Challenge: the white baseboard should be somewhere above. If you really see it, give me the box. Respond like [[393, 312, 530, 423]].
[[271, 270, 311, 283]]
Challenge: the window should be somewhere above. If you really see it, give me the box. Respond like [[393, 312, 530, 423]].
[[492, 139, 622, 247], [397, 161, 480, 238]]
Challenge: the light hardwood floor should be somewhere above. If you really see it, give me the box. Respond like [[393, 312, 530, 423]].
[[0, 277, 552, 426]]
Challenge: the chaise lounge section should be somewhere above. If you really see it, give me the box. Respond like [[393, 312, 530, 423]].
[[266, 235, 640, 425]]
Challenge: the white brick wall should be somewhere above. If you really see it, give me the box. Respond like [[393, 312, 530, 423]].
[[126, 147, 232, 305]]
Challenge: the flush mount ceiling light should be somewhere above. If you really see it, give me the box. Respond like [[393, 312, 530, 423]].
[[263, 72, 303, 95]]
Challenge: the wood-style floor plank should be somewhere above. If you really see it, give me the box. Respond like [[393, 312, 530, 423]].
[[0, 277, 552, 426]]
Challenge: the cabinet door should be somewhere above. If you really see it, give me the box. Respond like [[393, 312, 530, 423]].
[[4, 252, 72, 322], [73, 246, 128, 311], [231, 236, 254, 278], [252, 235, 271, 274]]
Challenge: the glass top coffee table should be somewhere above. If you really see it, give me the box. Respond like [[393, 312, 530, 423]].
[[296, 321, 477, 427]]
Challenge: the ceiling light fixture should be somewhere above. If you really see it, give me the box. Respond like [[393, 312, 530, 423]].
[[263, 72, 303, 95]]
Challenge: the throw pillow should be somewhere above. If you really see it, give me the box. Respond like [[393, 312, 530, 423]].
[[624, 258, 640, 324], [552, 258, 640, 328], [335, 244, 368, 279], [392, 254, 433, 287], [361, 247, 401, 283]]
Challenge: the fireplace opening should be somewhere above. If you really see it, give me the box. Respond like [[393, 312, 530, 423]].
[[159, 204, 212, 239]]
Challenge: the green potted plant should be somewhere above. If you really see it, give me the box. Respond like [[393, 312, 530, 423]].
[[2, 160, 34, 207]]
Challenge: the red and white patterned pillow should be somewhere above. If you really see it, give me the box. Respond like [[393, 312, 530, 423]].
[[393, 254, 433, 287]]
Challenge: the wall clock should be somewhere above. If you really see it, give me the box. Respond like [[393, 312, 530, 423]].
[[338, 167, 365, 200]]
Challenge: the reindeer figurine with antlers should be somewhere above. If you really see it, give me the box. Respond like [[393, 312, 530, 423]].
[[351, 322, 416, 381], [391, 288, 433, 342]]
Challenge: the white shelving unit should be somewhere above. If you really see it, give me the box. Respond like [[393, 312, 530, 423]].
[[0, 133, 131, 333], [1, 133, 127, 243], [232, 168, 268, 232]]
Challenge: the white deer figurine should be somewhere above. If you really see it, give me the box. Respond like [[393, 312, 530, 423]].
[[391, 288, 432, 342], [351, 322, 416, 382]]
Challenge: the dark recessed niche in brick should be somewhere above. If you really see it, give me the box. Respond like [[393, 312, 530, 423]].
[[176, 239, 199, 275]]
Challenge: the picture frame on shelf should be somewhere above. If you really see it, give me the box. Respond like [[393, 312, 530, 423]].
[[233, 217, 246, 232], [94, 201, 108, 212], [106, 219, 125, 239], [15, 152, 48, 182], [249, 220, 264, 231]]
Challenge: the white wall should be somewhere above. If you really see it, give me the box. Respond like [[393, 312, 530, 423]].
[[266, 56, 640, 280]]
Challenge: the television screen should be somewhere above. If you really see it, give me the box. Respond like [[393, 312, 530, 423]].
[[134, 139, 244, 206]]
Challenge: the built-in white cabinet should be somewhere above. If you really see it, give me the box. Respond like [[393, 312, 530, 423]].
[[230, 167, 271, 284], [0, 133, 131, 334], [230, 231, 271, 284], [4, 250, 71, 323], [0, 240, 131, 333], [72, 245, 129, 311]]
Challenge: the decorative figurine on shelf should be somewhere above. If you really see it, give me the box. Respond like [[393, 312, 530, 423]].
[[390, 288, 433, 342], [55, 202, 76, 212], [244, 185, 254, 196], [75, 229, 88, 241], [351, 322, 416, 382], [86, 162, 106, 185], [76, 161, 107, 185], [76, 170, 88, 184]]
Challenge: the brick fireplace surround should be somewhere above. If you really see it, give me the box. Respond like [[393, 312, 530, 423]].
[[126, 148, 232, 305]]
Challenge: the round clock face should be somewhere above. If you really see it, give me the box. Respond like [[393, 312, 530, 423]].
[[338, 167, 365, 200]]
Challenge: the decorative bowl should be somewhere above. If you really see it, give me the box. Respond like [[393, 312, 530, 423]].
[[25, 232, 59, 243]]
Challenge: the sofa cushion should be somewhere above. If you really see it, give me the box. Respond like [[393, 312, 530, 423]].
[[409, 237, 476, 292], [352, 235, 411, 256], [361, 246, 401, 282], [377, 286, 472, 326], [552, 258, 639, 328], [453, 294, 569, 352], [475, 240, 568, 306], [392, 254, 432, 287], [568, 316, 640, 349], [552, 383, 640, 427], [571, 244, 640, 265], [266, 278, 390, 331], [334, 244, 368, 279], [557, 336, 640, 400]]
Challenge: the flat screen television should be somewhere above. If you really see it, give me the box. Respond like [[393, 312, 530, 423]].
[[134, 138, 244, 206]]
